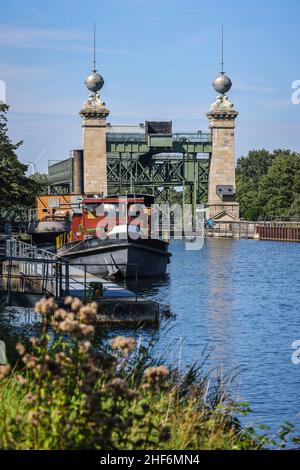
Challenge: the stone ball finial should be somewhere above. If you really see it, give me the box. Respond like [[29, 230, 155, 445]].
[[84, 71, 104, 93], [212, 73, 232, 94]]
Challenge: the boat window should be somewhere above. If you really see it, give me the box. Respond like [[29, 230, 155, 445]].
[[85, 203, 118, 219], [86, 203, 99, 219]]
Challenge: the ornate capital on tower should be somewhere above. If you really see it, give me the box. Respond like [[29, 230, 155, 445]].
[[80, 29, 110, 196], [80, 92, 110, 121], [206, 29, 239, 221]]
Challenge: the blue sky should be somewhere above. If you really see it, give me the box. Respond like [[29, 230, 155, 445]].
[[1, 0, 300, 173]]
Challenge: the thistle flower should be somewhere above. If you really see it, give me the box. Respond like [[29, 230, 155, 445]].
[[144, 365, 169, 380], [71, 297, 83, 312], [110, 336, 136, 354], [143, 365, 169, 391], [16, 342, 25, 356], [79, 341, 91, 354], [78, 304, 97, 322], [159, 425, 171, 442], [27, 410, 41, 426], [22, 354, 38, 369], [29, 337, 40, 347], [25, 393, 37, 404], [108, 378, 129, 397], [34, 297, 57, 316], [55, 352, 66, 363], [59, 319, 80, 333], [64, 296, 73, 306], [16, 374, 27, 385], [127, 389, 140, 400], [53, 308, 68, 321], [0, 365, 11, 380], [79, 324, 95, 336], [65, 312, 75, 321]]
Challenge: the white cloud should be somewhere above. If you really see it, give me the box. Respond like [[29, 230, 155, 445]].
[[0, 25, 131, 55], [0, 63, 53, 79], [234, 80, 277, 94], [0, 25, 85, 47]]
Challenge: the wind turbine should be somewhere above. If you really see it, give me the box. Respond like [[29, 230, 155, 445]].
[[25, 148, 46, 175]]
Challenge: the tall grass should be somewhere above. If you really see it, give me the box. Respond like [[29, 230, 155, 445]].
[[0, 297, 298, 450]]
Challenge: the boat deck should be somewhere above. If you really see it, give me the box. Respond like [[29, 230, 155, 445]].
[[67, 265, 136, 299]]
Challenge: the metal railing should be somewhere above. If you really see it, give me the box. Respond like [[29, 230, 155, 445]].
[[6, 238, 58, 263], [2, 239, 139, 302], [106, 132, 146, 143], [173, 132, 211, 143], [2, 256, 67, 300], [1, 258, 139, 302], [4, 240, 64, 299]]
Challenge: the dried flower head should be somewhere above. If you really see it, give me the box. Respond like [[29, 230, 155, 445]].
[[79, 341, 91, 354], [29, 337, 40, 347], [34, 297, 57, 316], [64, 296, 73, 306], [71, 297, 83, 312], [58, 319, 80, 333], [79, 324, 95, 336], [108, 378, 129, 397], [22, 354, 38, 369], [27, 410, 41, 426], [78, 304, 97, 322], [110, 336, 136, 354], [159, 425, 171, 442], [53, 308, 68, 321], [16, 374, 27, 385], [25, 393, 37, 404], [143, 365, 169, 391], [55, 352, 66, 363], [16, 342, 25, 356], [0, 365, 11, 380]]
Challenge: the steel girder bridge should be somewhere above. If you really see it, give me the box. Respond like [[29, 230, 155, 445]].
[[48, 130, 212, 203]]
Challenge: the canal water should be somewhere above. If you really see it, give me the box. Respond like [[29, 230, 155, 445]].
[[1, 238, 300, 439], [124, 239, 300, 437]]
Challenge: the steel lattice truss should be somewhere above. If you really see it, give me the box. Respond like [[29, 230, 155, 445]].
[[107, 153, 210, 203], [48, 130, 212, 203]]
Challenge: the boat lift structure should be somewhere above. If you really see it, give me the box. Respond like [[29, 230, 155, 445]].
[[48, 127, 212, 204]]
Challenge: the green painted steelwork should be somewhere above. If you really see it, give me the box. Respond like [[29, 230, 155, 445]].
[[106, 132, 211, 155], [48, 131, 211, 203], [48, 158, 73, 186], [106, 154, 209, 200]]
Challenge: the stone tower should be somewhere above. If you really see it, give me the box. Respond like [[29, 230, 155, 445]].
[[80, 61, 109, 196], [206, 54, 239, 220]]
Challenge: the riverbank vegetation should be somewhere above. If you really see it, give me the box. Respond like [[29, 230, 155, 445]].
[[236, 149, 300, 220], [0, 297, 298, 450]]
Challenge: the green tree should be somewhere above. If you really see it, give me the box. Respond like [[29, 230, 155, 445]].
[[28, 172, 49, 195], [257, 153, 300, 218], [236, 149, 300, 220], [236, 149, 276, 219], [0, 104, 40, 221]]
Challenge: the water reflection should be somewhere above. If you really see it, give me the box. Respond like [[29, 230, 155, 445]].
[[0, 307, 42, 363], [123, 274, 171, 297]]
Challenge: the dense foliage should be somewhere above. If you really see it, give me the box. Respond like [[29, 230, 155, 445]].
[[236, 149, 300, 220], [0, 104, 49, 221]]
